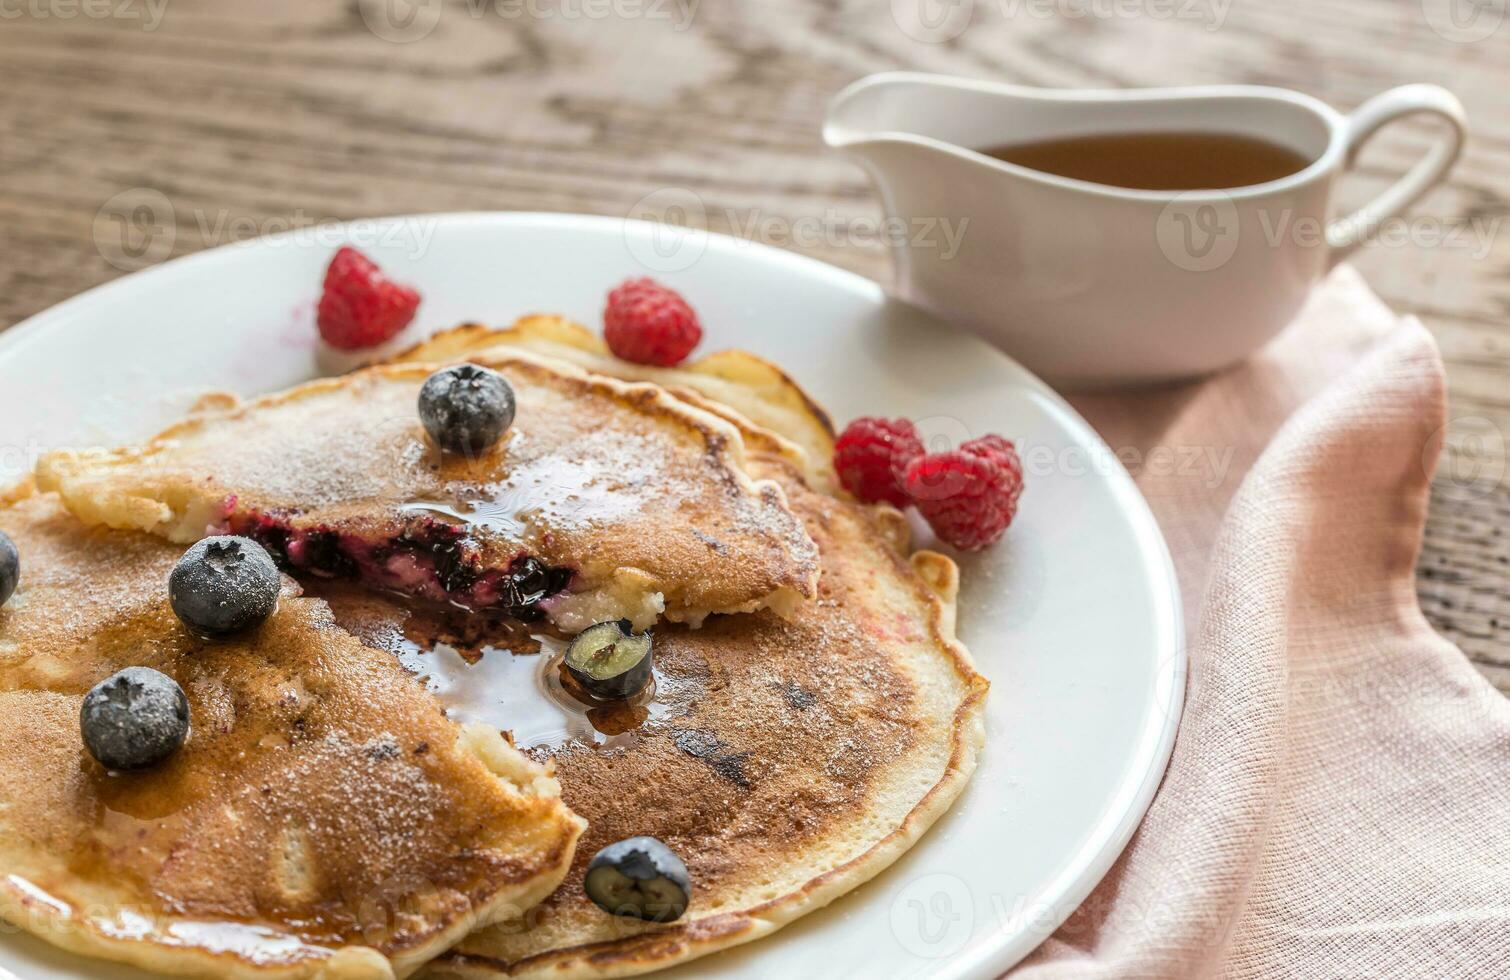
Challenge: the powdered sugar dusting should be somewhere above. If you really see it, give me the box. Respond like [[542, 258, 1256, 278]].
[[41, 357, 820, 621]]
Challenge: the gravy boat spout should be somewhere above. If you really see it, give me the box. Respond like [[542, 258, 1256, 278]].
[[823, 72, 1465, 386]]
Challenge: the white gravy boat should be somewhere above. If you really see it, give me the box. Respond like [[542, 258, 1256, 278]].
[[824, 72, 1465, 386]]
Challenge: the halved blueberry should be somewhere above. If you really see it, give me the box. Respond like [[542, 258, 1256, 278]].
[[0, 530, 17, 607], [80, 667, 190, 771], [584, 836, 691, 922], [169, 536, 280, 637], [564, 620, 653, 700], [418, 364, 515, 455]]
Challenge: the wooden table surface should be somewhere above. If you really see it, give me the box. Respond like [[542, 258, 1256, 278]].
[[1, 0, 1506, 689]]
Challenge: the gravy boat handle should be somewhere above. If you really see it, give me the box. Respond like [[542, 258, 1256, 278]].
[[1326, 84, 1467, 269]]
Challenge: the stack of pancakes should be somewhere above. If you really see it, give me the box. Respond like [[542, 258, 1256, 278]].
[[1, 317, 987, 979]]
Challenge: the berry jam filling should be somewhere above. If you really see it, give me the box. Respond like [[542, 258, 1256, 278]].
[[224, 508, 573, 620]]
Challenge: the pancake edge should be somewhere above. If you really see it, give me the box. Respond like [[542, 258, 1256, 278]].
[[394, 320, 836, 442], [0, 484, 586, 980], [392, 319, 838, 490], [431, 544, 988, 980], [0, 721, 585, 980], [34, 351, 821, 615]]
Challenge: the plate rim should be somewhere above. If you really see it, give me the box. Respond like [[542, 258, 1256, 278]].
[[0, 211, 1186, 978]]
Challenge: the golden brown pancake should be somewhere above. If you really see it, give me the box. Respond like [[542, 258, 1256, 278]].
[[34, 352, 819, 632], [322, 458, 988, 979], [394, 318, 838, 491], [0, 487, 585, 979]]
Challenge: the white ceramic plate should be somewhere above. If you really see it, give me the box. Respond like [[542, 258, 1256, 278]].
[[0, 213, 1183, 980]]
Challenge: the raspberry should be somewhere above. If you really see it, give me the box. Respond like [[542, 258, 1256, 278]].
[[317, 247, 421, 350], [834, 417, 925, 507], [960, 433, 1020, 474], [903, 436, 1023, 551], [603, 278, 702, 366]]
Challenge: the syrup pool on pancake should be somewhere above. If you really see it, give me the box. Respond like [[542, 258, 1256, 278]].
[[311, 583, 700, 753]]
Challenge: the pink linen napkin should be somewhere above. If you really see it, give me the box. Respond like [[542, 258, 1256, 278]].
[[1014, 265, 1510, 978]]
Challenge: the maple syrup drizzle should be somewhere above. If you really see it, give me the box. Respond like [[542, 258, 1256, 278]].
[[394, 629, 679, 752], [307, 582, 692, 753], [398, 441, 660, 541], [4, 876, 330, 966]]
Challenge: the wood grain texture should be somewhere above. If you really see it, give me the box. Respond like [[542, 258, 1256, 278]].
[[0, 0, 1505, 688]]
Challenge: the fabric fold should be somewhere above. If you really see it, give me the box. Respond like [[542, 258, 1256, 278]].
[[1015, 268, 1510, 979]]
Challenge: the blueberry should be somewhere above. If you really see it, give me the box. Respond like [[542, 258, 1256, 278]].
[[0, 530, 17, 607], [418, 364, 515, 455], [80, 667, 190, 771], [564, 620, 653, 700], [169, 536, 280, 637], [507, 557, 572, 620], [584, 836, 691, 922]]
